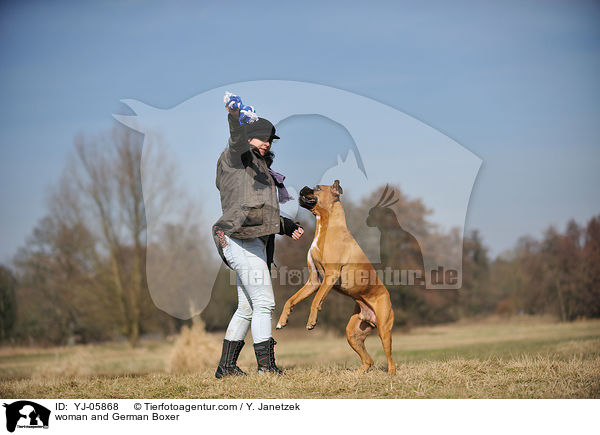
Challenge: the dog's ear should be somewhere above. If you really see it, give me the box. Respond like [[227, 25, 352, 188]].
[[332, 180, 343, 196]]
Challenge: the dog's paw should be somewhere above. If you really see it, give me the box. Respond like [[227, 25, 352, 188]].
[[306, 320, 316, 330], [276, 316, 288, 329], [358, 364, 373, 373]]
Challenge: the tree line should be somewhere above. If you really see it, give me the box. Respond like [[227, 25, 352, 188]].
[[0, 127, 598, 345]]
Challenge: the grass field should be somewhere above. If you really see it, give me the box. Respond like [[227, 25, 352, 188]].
[[1, 316, 599, 399]]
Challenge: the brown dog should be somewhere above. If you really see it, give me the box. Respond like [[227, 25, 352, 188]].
[[276, 180, 396, 375]]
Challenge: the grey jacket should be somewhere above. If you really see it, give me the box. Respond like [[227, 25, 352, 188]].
[[212, 114, 285, 269]]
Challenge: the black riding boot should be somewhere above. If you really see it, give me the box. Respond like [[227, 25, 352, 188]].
[[215, 339, 247, 379], [253, 338, 283, 374]]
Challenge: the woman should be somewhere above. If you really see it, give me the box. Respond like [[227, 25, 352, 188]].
[[212, 93, 304, 378]]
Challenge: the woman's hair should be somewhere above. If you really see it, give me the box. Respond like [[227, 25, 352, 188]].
[[264, 150, 275, 167]]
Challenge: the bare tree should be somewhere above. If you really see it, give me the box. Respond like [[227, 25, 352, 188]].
[[50, 125, 180, 345], [0, 265, 17, 342], [13, 215, 112, 344]]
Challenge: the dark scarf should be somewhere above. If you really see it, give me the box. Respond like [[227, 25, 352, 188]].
[[262, 151, 292, 204]]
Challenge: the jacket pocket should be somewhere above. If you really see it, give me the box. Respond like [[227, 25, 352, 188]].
[[241, 203, 264, 227]]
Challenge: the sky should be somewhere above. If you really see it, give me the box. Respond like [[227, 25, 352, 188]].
[[1, 0, 599, 264]]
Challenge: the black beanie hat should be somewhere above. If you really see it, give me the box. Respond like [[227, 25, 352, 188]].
[[244, 118, 280, 141]]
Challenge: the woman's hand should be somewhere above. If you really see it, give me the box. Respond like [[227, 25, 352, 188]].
[[224, 92, 242, 119], [280, 217, 304, 239], [291, 227, 304, 240], [227, 107, 240, 119]]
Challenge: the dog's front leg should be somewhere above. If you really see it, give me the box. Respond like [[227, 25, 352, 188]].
[[306, 271, 340, 330], [276, 268, 321, 329]]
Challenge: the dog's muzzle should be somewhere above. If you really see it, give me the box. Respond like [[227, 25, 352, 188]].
[[299, 186, 317, 210]]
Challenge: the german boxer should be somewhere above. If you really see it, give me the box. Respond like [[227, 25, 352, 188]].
[[276, 180, 396, 375]]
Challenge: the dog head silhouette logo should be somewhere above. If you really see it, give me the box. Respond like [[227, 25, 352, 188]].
[[3, 401, 50, 433], [114, 80, 482, 319]]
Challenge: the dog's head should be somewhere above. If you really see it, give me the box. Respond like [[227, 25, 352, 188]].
[[299, 180, 343, 214]]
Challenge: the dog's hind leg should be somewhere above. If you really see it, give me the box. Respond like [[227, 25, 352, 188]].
[[346, 304, 374, 372], [373, 292, 396, 375]]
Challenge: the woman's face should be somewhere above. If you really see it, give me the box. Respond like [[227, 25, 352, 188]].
[[248, 137, 272, 156]]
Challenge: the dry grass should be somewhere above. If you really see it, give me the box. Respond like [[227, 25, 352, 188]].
[[30, 348, 94, 381], [1, 317, 599, 399], [166, 321, 221, 374]]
